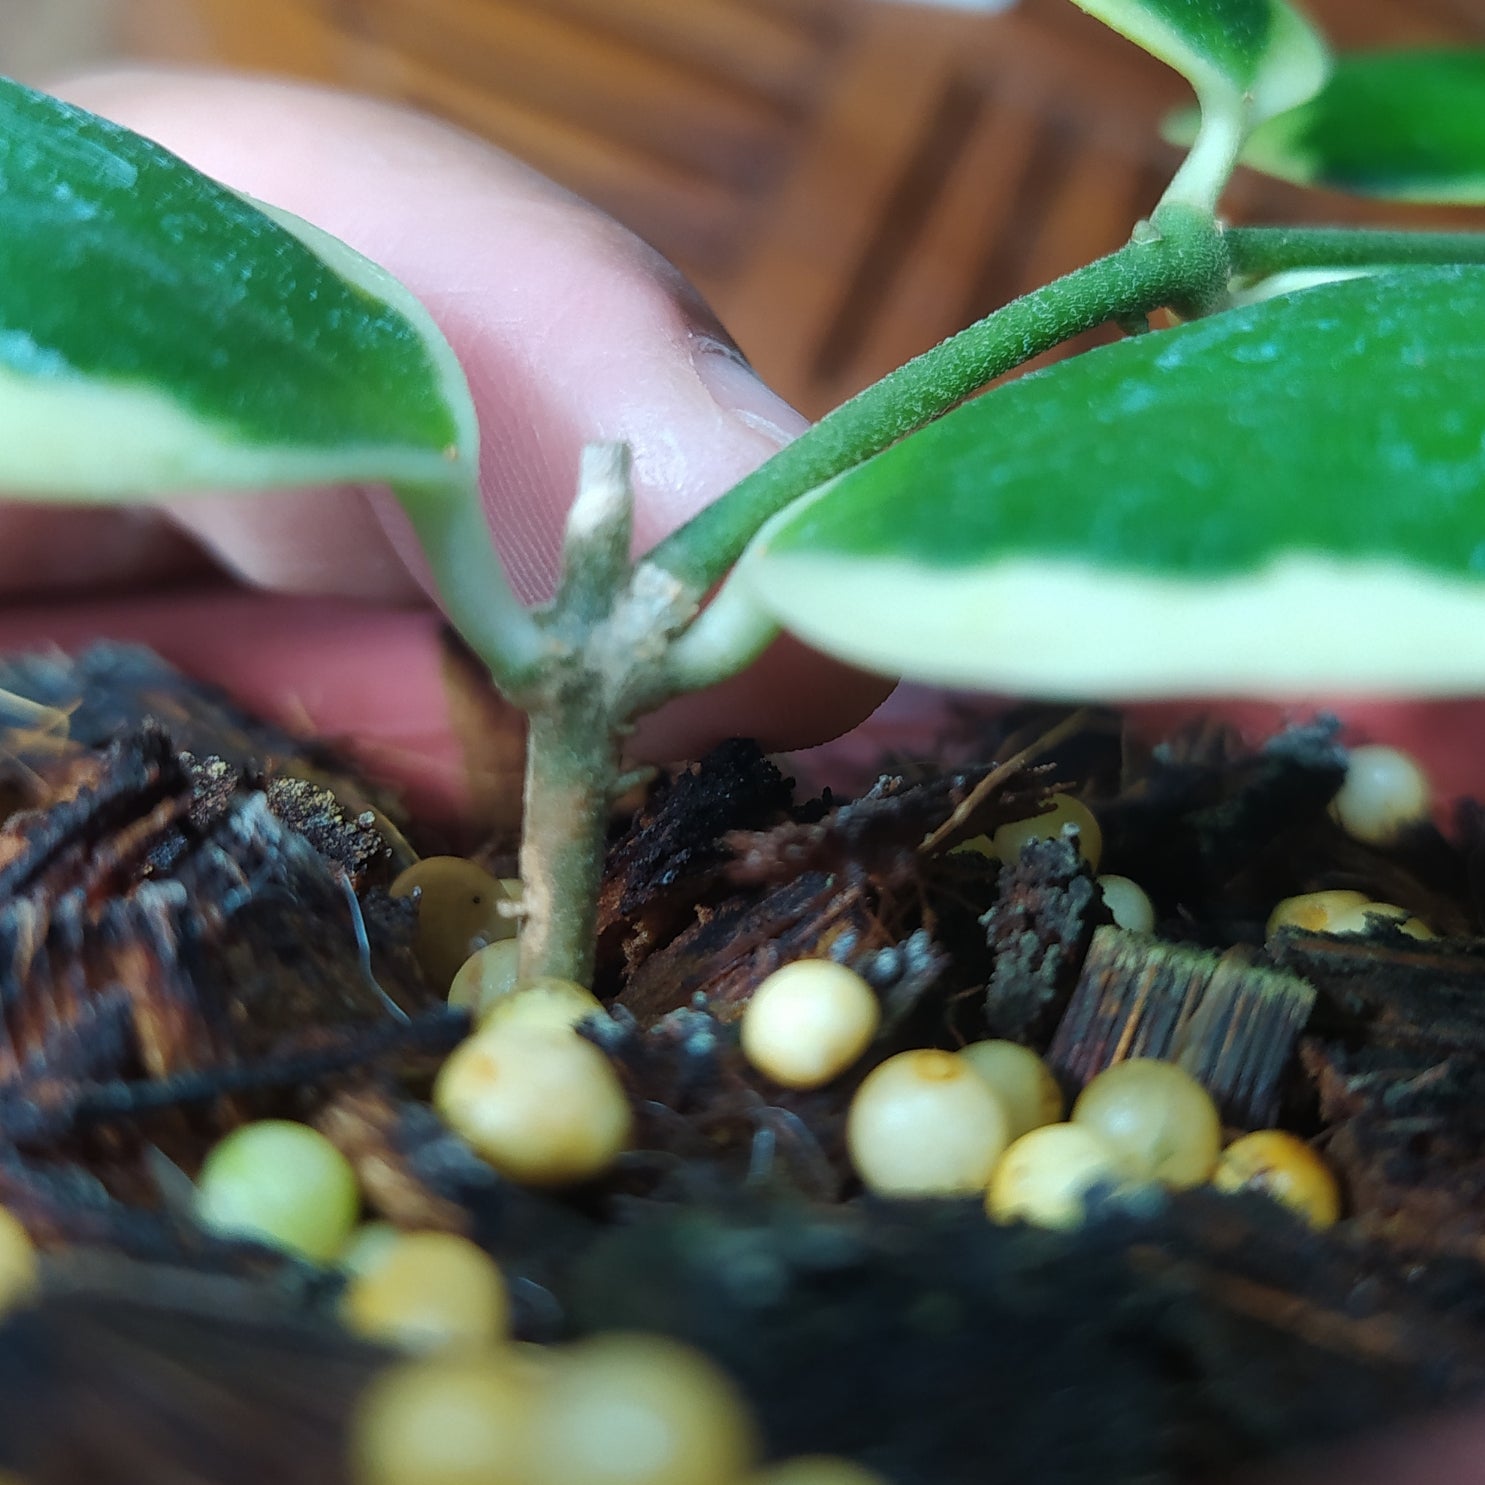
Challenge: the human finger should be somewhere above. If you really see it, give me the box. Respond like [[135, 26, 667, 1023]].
[[13, 67, 888, 758]]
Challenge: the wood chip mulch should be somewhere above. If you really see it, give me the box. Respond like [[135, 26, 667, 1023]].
[[0, 650, 1482, 1483]]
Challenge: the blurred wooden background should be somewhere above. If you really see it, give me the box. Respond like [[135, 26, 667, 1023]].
[[39, 0, 1485, 415], [0, 0, 119, 77]]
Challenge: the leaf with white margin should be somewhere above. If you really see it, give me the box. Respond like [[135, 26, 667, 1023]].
[[1070, 0, 1329, 128], [734, 266, 1485, 699], [0, 75, 475, 499], [1233, 50, 1485, 204]]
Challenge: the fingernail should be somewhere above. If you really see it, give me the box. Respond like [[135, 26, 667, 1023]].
[[692, 337, 811, 449]]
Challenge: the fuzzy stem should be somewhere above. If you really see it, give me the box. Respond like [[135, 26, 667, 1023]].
[[1225, 226, 1485, 280], [552, 445, 634, 631], [645, 203, 1230, 599], [515, 693, 618, 987], [514, 445, 639, 987]]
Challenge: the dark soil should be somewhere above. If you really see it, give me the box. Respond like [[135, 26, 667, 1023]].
[[0, 644, 1483, 1484]]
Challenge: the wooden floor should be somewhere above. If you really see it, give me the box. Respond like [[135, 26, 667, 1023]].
[[121, 0, 1485, 417]]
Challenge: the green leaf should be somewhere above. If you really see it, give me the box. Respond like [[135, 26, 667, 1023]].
[[1068, 0, 1328, 126], [736, 266, 1485, 698], [1234, 50, 1485, 204], [0, 76, 475, 498]]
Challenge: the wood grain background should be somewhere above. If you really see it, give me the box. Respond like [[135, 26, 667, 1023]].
[[96, 0, 1485, 414]]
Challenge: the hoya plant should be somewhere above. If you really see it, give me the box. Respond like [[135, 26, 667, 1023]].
[[3, 0, 1485, 991]]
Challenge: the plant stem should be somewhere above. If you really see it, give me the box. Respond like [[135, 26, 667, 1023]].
[[515, 446, 640, 988], [516, 690, 618, 988], [648, 572, 781, 704], [1225, 226, 1485, 280], [646, 203, 1230, 599], [552, 446, 634, 633], [1158, 101, 1245, 215], [397, 469, 548, 699]]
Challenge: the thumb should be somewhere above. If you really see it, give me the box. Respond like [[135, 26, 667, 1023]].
[[51, 66, 806, 601], [40, 68, 889, 760]]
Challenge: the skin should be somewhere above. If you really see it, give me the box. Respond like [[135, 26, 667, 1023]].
[[2, 73, 1482, 1477], [0, 67, 888, 814], [6, 72, 1480, 819]]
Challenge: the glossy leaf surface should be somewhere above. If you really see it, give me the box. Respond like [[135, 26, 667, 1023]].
[[738, 266, 1485, 697], [0, 76, 473, 497], [1068, 0, 1328, 124], [1238, 50, 1485, 203]]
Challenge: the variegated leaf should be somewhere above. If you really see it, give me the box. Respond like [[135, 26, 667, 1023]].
[[0, 76, 475, 499], [737, 267, 1485, 698]]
